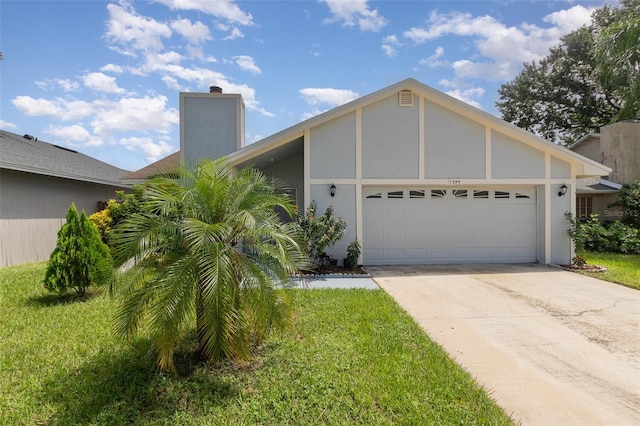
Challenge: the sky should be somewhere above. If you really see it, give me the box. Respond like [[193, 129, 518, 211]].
[[1, 0, 614, 172]]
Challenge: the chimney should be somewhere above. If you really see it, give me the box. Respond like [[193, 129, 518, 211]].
[[180, 86, 245, 168]]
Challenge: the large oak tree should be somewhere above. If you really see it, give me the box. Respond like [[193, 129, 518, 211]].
[[497, 0, 639, 145]]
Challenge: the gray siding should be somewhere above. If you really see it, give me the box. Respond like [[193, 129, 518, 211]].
[[0, 169, 124, 219], [261, 154, 304, 212], [0, 169, 124, 267]]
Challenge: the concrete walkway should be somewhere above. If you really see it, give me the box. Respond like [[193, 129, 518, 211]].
[[367, 264, 640, 426]]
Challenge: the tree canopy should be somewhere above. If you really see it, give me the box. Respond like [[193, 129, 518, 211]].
[[497, 0, 639, 145]]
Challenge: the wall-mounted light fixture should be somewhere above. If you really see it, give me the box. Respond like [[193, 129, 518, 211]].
[[558, 183, 568, 197], [330, 183, 337, 197]]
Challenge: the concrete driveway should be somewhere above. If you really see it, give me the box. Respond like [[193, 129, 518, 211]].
[[367, 264, 640, 426]]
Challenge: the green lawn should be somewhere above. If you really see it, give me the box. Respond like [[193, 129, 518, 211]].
[[577, 252, 640, 290], [0, 262, 512, 425]]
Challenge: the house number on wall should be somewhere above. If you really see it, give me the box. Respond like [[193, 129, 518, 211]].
[[448, 179, 462, 185]]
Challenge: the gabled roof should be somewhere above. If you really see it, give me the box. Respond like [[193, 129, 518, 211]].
[[0, 130, 130, 187], [226, 78, 611, 178], [121, 151, 179, 184], [128, 78, 612, 179], [569, 132, 600, 151]]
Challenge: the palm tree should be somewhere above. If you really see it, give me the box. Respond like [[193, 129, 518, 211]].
[[109, 159, 307, 372]]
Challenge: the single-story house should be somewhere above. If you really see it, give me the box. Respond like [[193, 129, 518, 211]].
[[0, 130, 130, 267], [126, 78, 611, 266], [569, 120, 639, 221]]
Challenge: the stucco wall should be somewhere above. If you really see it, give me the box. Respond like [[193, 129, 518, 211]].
[[181, 93, 244, 167], [362, 93, 419, 178], [261, 154, 304, 213], [492, 131, 545, 179], [571, 137, 602, 164], [424, 101, 485, 178], [601, 121, 640, 185], [310, 112, 356, 179], [309, 184, 357, 265], [551, 184, 572, 265]]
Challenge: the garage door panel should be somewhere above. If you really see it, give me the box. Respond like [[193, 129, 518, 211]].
[[364, 186, 537, 265]]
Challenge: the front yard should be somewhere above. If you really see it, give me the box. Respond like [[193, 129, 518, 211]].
[[0, 263, 512, 425], [577, 252, 640, 290]]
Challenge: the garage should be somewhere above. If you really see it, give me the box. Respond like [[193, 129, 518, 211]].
[[363, 187, 537, 265]]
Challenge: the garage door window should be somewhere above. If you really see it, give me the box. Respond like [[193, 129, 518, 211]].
[[453, 189, 468, 198], [431, 189, 447, 198], [474, 190, 489, 198], [410, 190, 425, 198], [495, 190, 510, 199], [387, 190, 404, 199]]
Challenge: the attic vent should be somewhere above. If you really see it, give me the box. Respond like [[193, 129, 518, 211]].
[[398, 90, 414, 106]]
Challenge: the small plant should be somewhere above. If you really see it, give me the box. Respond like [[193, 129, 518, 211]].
[[295, 201, 346, 268], [44, 204, 113, 296], [572, 255, 587, 267], [344, 240, 361, 269]]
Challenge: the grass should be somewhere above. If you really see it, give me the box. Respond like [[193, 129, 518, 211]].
[[577, 252, 640, 290], [1, 263, 512, 425]]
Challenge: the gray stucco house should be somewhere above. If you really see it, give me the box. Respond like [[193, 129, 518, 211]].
[[569, 120, 639, 221], [128, 78, 611, 266], [0, 130, 130, 267]]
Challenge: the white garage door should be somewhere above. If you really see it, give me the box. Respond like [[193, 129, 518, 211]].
[[363, 187, 537, 265]]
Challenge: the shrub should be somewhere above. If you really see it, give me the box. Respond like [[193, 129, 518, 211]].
[[44, 204, 113, 296], [89, 186, 145, 245], [567, 213, 640, 254], [609, 180, 640, 228], [344, 240, 361, 269], [295, 201, 346, 268]]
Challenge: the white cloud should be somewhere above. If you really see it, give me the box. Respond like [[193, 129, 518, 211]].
[[439, 79, 485, 108], [405, 5, 595, 83], [223, 27, 244, 41], [45, 124, 94, 143], [153, 0, 254, 26], [419, 46, 445, 68], [321, 0, 388, 32], [90, 95, 179, 136], [105, 3, 172, 54], [299, 87, 359, 106], [119, 136, 175, 162], [83, 72, 126, 94], [12, 96, 93, 121], [0, 120, 17, 130], [382, 34, 400, 57], [170, 18, 211, 45], [234, 55, 261, 75], [100, 63, 125, 74]]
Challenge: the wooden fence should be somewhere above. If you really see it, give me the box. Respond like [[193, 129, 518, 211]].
[[0, 218, 65, 267]]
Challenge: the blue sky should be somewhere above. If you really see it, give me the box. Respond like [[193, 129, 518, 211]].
[[1, 0, 610, 171]]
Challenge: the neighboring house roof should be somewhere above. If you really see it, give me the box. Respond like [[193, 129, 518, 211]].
[[0, 130, 130, 187], [121, 151, 179, 184], [576, 178, 622, 194], [569, 132, 600, 150]]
